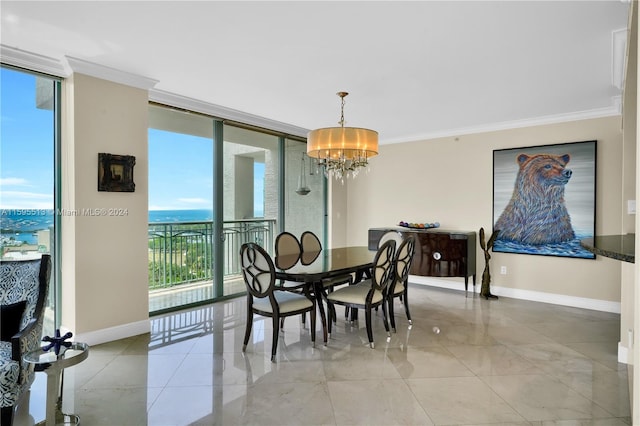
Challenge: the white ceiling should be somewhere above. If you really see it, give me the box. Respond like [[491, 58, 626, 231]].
[[0, 1, 631, 144]]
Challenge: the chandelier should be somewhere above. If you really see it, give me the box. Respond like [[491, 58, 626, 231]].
[[307, 92, 378, 181]]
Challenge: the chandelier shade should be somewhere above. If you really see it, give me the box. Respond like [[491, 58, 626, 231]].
[[306, 92, 378, 180], [306, 127, 379, 160]]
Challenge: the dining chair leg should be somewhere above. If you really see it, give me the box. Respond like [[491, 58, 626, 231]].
[[365, 306, 374, 348], [403, 286, 412, 325], [326, 301, 334, 335], [381, 301, 391, 339], [310, 303, 317, 347], [388, 297, 397, 333], [243, 310, 253, 352], [271, 315, 279, 362]]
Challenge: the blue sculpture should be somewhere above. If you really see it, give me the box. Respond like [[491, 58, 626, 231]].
[[42, 329, 73, 355]]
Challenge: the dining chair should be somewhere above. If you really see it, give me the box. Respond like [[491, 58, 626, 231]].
[[240, 243, 316, 362], [387, 234, 417, 332], [274, 231, 303, 289], [300, 231, 353, 323], [346, 229, 404, 321], [326, 239, 396, 348], [275, 231, 301, 257]]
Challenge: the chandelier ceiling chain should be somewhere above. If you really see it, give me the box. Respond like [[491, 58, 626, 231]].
[[306, 91, 379, 182], [337, 91, 347, 127]]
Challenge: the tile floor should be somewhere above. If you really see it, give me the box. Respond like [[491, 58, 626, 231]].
[[14, 284, 631, 425]]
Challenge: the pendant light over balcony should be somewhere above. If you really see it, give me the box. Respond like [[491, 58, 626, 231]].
[[295, 152, 311, 196], [307, 92, 378, 181]]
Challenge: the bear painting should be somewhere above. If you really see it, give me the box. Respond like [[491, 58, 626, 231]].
[[494, 152, 575, 245]]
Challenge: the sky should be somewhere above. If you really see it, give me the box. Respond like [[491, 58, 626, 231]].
[[0, 68, 54, 210], [1, 67, 264, 215], [148, 129, 264, 214]]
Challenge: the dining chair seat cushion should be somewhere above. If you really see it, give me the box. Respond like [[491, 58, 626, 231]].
[[253, 292, 313, 314], [326, 282, 383, 305], [322, 275, 352, 289], [279, 280, 304, 290]]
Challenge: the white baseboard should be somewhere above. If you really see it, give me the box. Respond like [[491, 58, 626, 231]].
[[618, 341, 630, 364], [409, 275, 621, 314], [66, 319, 150, 346]]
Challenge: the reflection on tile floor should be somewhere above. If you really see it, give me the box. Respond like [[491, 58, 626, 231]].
[[14, 285, 631, 425]]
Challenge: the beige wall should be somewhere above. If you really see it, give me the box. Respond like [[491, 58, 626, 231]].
[[341, 117, 624, 306], [61, 73, 149, 343]]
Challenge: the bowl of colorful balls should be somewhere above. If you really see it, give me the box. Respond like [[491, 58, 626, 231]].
[[398, 221, 440, 229]]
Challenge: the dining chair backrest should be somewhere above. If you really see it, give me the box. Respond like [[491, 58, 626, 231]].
[[394, 234, 416, 284], [240, 243, 276, 298], [300, 231, 322, 252], [372, 239, 396, 292], [378, 230, 403, 249], [275, 232, 301, 257]]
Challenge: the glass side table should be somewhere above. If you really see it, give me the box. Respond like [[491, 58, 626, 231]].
[[24, 342, 89, 426]]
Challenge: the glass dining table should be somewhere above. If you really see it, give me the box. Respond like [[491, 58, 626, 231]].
[[274, 246, 375, 343]]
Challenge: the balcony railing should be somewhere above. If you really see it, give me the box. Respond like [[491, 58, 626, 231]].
[[148, 219, 275, 290]]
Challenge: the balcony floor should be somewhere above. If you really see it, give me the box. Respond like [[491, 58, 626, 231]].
[[149, 276, 245, 313]]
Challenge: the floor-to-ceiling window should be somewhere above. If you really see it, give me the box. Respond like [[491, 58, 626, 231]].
[[0, 65, 61, 333], [148, 104, 326, 313], [148, 105, 214, 312]]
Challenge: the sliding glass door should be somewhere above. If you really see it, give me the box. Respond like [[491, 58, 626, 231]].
[[148, 105, 214, 312], [148, 104, 327, 313]]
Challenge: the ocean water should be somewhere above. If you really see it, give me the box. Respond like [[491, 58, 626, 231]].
[[0, 209, 213, 245], [149, 209, 213, 223]]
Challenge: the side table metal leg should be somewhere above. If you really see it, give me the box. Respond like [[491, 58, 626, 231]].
[[44, 369, 61, 426], [40, 369, 81, 426]]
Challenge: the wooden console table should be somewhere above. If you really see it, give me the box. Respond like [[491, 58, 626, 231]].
[[369, 228, 477, 291]]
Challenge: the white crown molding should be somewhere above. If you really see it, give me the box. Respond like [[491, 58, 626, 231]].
[[64, 56, 159, 91], [0, 44, 68, 77], [1, 44, 622, 144], [612, 27, 628, 90], [149, 88, 310, 138], [383, 101, 623, 145]]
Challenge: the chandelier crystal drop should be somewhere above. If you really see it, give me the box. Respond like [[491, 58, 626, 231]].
[[307, 92, 378, 181]]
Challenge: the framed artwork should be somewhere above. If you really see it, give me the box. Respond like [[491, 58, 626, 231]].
[[98, 153, 136, 192], [492, 140, 596, 259]]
